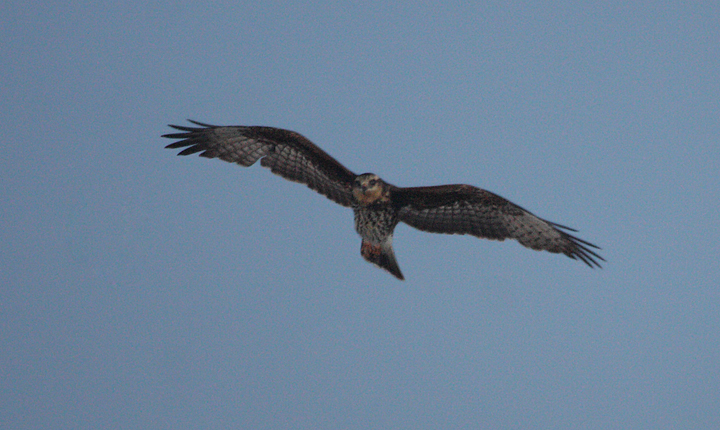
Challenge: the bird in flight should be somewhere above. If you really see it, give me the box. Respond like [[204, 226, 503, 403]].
[[163, 120, 603, 280]]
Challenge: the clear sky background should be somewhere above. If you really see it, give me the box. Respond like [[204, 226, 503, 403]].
[[2, 1, 719, 429]]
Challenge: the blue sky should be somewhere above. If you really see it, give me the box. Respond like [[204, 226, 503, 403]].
[[2, 1, 719, 429]]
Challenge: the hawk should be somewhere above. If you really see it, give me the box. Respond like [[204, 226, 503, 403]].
[[163, 120, 603, 280]]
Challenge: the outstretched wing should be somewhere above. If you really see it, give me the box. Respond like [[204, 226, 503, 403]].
[[392, 184, 604, 268], [163, 120, 357, 207]]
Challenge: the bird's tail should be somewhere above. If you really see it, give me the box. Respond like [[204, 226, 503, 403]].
[[361, 239, 404, 280]]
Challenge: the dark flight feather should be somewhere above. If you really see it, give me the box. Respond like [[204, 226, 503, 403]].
[[393, 184, 604, 268], [163, 120, 357, 207]]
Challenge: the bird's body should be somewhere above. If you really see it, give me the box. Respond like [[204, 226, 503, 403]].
[[163, 120, 603, 279], [352, 174, 403, 278]]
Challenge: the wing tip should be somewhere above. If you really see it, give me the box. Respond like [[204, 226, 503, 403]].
[[162, 120, 219, 155], [554, 224, 605, 269], [185, 119, 216, 128], [163, 119, 216, 134]]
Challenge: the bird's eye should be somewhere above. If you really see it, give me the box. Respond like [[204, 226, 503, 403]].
[[369, 180, 377, 186]]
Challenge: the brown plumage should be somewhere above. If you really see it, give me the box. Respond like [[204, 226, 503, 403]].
[[163, 120, 604, 279]]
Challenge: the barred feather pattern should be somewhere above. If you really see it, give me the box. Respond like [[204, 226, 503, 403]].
[[394, 185, 604, 268], [163, 121, 356, 207]]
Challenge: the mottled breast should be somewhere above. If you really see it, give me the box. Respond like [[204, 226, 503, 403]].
[[353, 204, 398, 244]]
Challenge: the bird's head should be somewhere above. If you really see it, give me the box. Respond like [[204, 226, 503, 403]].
[[353, 173, 389, 205]]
